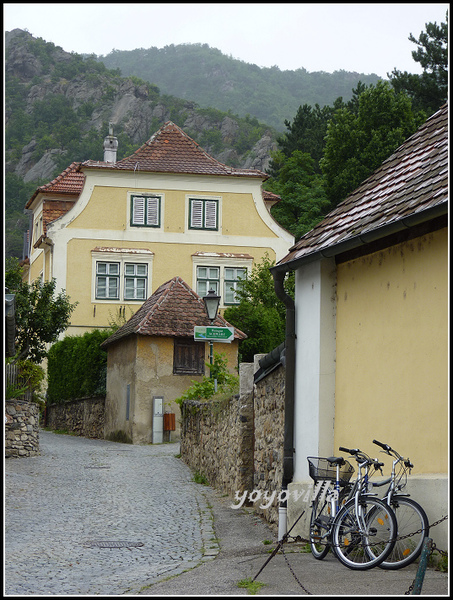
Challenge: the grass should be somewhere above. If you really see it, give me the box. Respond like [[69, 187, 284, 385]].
[[192, 471, 209, 485], [237, 577, 266, 595]]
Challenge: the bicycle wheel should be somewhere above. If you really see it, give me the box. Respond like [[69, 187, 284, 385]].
[[379, 497, 429, 570], [309, 495, 331, 559], [331, 497, 397, 570]]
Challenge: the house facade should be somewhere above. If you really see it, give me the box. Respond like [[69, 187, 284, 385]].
[[101, 277, 246, 444], [271, 104, 448, 548], [22, 122, 293, 335]]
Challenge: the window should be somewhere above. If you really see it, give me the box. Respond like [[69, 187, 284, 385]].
[[131, 195, 160, 227], [224, 268, 246, 304], [124, 263, 148, 300], [96, 262, 120, 299], [193, 253, 253, 307], [92, 248, 153, 303], [173, 339, 205, 375], [189, 198, 218, 230], [196, 266, 220, 297]]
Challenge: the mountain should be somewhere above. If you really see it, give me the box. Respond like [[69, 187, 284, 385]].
[[97, 43, 382, 131]]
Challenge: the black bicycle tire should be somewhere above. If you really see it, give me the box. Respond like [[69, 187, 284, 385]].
[[379, 497, 430, 570], [309, 496, 331, 559], [331, 496, 397, 570]]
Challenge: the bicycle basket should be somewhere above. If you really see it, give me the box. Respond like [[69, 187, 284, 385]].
[[307, 457, 354, 487]]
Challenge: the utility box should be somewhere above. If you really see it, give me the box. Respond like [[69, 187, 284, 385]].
[[163, 413, 176, 431], [152, 396, 164, 443]]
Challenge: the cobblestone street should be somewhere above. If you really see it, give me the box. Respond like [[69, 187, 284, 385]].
[[4, 430, 218, 595]]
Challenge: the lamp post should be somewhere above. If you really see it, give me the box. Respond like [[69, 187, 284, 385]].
[[203, 289, 221, 378]]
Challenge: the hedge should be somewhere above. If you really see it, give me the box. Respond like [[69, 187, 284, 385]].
[[46, 329, 111, 403]]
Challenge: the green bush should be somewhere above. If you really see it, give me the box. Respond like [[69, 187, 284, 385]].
[[175, 353, 239, 406], [47, 329, 111, 403]]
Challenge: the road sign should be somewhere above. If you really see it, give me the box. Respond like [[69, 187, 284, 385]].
[[194, 326, 234, 343]]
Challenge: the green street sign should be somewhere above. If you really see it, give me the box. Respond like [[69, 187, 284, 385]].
[[194, 326, 234, 343]]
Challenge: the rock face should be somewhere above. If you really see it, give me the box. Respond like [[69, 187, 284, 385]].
[[5, 29, 277, 184]]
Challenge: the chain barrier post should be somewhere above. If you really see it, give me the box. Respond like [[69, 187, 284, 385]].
[[411, 537, 432, 595]]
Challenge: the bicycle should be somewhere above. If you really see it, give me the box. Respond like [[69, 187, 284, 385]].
[[308, 455, 354, 560], [308, 450, 398, 570], [371, 439, 430, 570]]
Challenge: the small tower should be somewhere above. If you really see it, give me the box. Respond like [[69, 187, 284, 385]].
[[103, 122, 118, 163]]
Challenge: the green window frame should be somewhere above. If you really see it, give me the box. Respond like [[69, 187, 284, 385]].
[[196, 266, 220, 298], [131, 195, 160, 227], [124, 263, 148, 300], [189, 198, 218, 230], [224, 267, 246, 304], [96, 262, 120, 299]]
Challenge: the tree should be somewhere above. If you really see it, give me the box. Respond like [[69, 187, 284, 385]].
[[223, 254, 294, 362], [267, 150, 331, 240], [320, 81, 420, 206], [268, 103, 335, 176], [389, 13, 448, 114], [5, 258, 77, 363]]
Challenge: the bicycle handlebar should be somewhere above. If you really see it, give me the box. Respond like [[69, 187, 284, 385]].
[[373, 439, 413, 469], [373, 439, 392, 453], [339, 446, 383, 470]]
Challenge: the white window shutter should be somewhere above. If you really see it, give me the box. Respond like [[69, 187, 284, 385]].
[[133, 197, 145, 225], [146, 197, 159, 226], [205, 200, 217, 229], [191, 200, 203, 228]]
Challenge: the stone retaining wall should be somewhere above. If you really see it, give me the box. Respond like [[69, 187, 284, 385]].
[[180, 363, 255, 497], [5, 398, 40, 458], [45, 396, 105, 439], [253, 363, 285, 525], [180, 361, 285, 527]]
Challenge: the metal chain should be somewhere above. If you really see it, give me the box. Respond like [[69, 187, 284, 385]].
[[282, 513, 448, 595], [280, 545, 313, 595]]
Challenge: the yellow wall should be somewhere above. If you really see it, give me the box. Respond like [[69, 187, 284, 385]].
[[64, 237, 275, 333], [69, 185, 278, 238], [334, 228, 448, 474]]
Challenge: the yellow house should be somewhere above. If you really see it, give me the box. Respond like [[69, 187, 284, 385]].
[[271, 104, 448, 549], [22, 121, 294, 335]]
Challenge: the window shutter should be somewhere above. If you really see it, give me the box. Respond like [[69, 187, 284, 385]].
[[146, 197, 159, 226], [132, 197, 145, 225], [190, 200, 203, 228], [205, 200, 217, 229]]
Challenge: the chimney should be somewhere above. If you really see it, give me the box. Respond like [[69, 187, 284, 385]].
[[103, 122, 118, 163]]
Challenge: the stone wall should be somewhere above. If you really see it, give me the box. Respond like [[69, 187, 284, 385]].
[[180, 363, 255, 497], [180, 361, 285, 527], [45, 396, 105, 439], [5, 398, 40, 458], [253, 363, 285, 525]]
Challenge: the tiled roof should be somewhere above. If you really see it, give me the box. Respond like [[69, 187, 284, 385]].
[[101, 276, 247, 347], [82, 121, 267, 179], [276, 103, 448, 269], [25, 162, 85, 208]]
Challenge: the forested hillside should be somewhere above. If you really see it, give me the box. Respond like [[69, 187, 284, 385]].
[[98, 43, 381, 130]]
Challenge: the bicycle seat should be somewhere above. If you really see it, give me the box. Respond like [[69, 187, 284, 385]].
[[326, 456, 345, 465]]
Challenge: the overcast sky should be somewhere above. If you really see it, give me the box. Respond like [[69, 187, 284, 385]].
[[4, 3, 449, 78]]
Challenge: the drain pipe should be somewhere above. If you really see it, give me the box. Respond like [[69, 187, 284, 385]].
[[272, 268, 295, 541]]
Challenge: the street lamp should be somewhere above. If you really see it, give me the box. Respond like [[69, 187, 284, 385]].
[[203, 289, 221, 323], [203, 289, 221, 380]]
